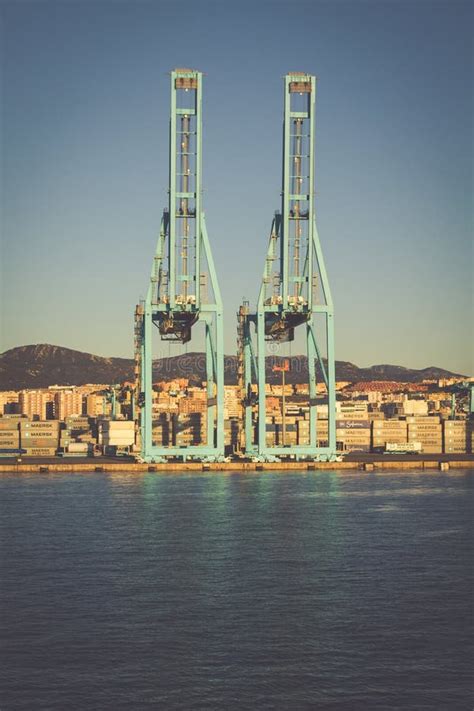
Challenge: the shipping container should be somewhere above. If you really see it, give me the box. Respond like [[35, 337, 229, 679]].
[[337, 436, 371, 444], [408, 434, 443, 440], [20, 435, 58, 447], [67, 443, 89, 453], [443, 420, 468, 428], [372, 421, 407, 428], [385, 442, 422, 453], [336, 420, 370, 429], [101, 420, 135, 428], [0, 420, 22, 430], [20, 421, 59, 429], [23, 448, 57, 456], [66, 417, 90, 426], [0, 438, 20, 447], [408, 424, 442, 431]]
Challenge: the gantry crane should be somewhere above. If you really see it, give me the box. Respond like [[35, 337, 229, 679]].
[[238, 72, 337, 461], [449, 381, 474, 420], [134, 69, 224, 462]]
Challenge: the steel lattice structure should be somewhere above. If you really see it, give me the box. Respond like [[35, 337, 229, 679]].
[[238, 73, 337, 461], [135, 69, 224, 462]]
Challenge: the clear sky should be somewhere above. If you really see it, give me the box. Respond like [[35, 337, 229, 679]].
[[1, 0, 472, 374]]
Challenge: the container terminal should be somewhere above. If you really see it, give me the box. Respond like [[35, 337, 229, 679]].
[[1, 69, 473, 471], [0, 381, 473, 471]]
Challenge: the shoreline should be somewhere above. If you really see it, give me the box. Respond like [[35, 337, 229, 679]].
[[0, 459, 473, 473]]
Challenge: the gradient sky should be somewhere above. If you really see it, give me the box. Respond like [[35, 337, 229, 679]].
[[1, 0, 472, 374]]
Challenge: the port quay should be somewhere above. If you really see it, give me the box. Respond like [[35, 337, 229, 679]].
[[1, 363, 473, 472]]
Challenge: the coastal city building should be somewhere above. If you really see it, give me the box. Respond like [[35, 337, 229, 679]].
[[0, 375, 472, 458]]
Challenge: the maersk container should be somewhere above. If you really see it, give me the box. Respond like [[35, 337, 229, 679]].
[[20, 437, 58, 447], [385, 441, 422, 453], [23, 448, 57, 456], [20, 421, 59, 429], [0, 440, 20, 448]]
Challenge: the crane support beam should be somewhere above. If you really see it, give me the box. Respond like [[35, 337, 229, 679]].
[[238, 72, 337, 461], [135, 69, 224, 462]]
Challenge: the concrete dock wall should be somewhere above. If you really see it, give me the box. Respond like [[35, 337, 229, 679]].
[[0, 460, 472, 474]]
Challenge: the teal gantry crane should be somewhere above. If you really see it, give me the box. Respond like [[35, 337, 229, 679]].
[[238, 72, 337, 461], [135, 69, 224, 462]]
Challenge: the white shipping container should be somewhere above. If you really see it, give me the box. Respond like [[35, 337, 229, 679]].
[[386, 442, 422, 453], [67, 443, 89, 453], [102, 437, 135, 446], [102, 421, 134, 429]]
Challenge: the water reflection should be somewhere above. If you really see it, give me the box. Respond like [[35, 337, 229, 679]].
[[1, 468, 472, 711]]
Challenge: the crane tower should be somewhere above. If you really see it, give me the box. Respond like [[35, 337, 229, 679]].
[[238, 73, 337, 461], [135, 69, 224, 462]]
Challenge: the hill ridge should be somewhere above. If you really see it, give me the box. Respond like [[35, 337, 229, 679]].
[[0, 344, 464, 390]]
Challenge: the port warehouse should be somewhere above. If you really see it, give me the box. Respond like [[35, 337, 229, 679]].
[[0, 382, 472, 458]]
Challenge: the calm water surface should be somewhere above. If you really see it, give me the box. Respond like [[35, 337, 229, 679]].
[[0, 469, 472, 710]]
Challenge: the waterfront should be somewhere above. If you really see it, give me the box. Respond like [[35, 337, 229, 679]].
[[1, 470, 472, 710]]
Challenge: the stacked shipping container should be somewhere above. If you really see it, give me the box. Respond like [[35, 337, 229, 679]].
[[406, 416, 442, 453], [20, 420, 59, 456], [0, 418, 21, 456], [372, 420, 408, 450], [443, 420, 472, 454]]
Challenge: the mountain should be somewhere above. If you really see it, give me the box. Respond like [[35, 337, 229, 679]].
[[0, 345, 134, 390], [0, 344, 464, 390]]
